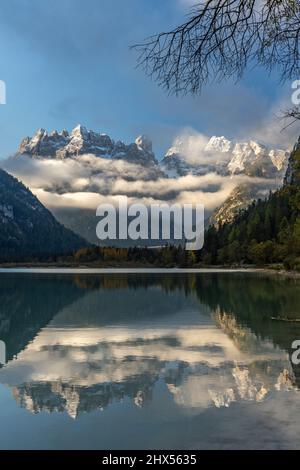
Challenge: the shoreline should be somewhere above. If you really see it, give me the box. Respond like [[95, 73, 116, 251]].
[[0, 266, 262, 274], [0, 265, 298, 277]]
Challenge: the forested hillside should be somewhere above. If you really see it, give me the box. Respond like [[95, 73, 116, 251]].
[[201, 140, 300, 270]]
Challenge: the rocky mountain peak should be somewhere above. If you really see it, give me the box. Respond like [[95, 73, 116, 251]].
[[71, 124, 88, 138], [135, 135, 153, 153], [35, 128, 47, 139], [61, 129, 69, 138], [206, 136, 232, 153]]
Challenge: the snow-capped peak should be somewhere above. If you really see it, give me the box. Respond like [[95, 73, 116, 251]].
[[205, 136, 232, 153], [135, 135, 153, 153], [71, 124, 88, 138]]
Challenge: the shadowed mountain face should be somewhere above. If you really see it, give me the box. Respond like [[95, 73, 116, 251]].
[[0, 169, 86, 261], [0, 272, 299, 423]]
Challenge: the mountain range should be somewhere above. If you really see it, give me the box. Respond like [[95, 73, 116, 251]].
[[9, 125, 290, 242], [18, 125, 287, 179], [161, 135, 287, 178], [18, 124, 161, 170]]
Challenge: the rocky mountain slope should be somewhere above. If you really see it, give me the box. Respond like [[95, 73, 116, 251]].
[[285, 136, 300, 186], [210, 178, 284, 228], [210, 184, 261, 227], [0, 168, 86, 261]]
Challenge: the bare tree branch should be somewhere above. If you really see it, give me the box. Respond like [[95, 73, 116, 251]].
[[133, 0, 300, 95], [280, 105, 300, 129]]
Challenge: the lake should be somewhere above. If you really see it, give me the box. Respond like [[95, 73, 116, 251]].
[[0, 271, 300, 450]]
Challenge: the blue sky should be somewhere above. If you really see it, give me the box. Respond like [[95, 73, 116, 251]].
[[0, 0, 297, 159]]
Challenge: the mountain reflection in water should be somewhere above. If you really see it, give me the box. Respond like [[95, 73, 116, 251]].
[[0, 272, 299, 423]]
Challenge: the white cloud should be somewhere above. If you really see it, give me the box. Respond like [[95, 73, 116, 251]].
[[2, 152, 277, 216], [237, 94, 300, 150]]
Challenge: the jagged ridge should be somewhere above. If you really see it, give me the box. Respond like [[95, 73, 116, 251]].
[[161, 135, 288, 178], [18, 124, 158, 167]]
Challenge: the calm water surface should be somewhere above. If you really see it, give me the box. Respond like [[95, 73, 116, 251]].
[[0, 272, 300, 449]]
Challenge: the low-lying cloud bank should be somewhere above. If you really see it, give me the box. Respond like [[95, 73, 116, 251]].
[[1, 154, 279, 214]]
